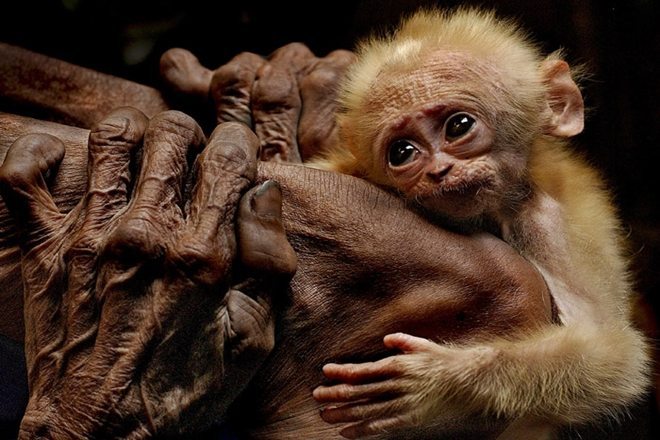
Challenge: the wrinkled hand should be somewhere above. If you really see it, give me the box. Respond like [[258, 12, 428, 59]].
[[160, 43, 355, 162], [313, 333, 495, 439], [0, 107, 296, 439]]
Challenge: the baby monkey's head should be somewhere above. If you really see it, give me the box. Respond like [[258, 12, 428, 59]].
[[319, 7, 584, 221]]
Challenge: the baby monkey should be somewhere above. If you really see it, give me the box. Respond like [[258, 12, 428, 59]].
[[311, 7, 650, 439]]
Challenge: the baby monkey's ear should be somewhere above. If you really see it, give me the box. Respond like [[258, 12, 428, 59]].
[[541, 58, 584, 138]]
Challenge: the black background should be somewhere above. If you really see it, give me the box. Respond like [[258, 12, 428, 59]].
[[1, 0, 658, 437]]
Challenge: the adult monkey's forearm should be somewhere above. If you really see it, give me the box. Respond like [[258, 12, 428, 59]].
[[0, 112, 553, 438], [0, 43, 169, 128], [0, 113, 547, 339]]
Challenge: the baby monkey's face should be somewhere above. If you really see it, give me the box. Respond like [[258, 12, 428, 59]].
[[365, 50, 518, 220], [382, 104, 500, 219]]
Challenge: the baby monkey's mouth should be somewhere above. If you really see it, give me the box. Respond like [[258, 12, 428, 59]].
[[413, 177, 495, 220], [436, 179, 484, 195], [430, 174, 493, 197]]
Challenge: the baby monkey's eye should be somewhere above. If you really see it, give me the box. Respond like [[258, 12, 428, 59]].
[[445, 113, 476, 140], [388, 140, 419, 166]]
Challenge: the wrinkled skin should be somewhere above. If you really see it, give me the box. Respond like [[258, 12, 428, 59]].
[[0, 44, 554, 439], [0, 42, 169, 127], [0, 108, 296, 438], [160, 43, 356, 162]]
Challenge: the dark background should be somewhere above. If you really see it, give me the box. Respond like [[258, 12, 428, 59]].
[[1, 0, 658, 437]]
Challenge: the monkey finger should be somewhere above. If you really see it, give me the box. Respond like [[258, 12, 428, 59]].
[[251, 43, 317, 163], [83, 107, 148, 226], [320, 357, 406, 384], [313, 379, 405, 404], [210, 52, 265, 127], [160, 48, 213, 100], [254, 43, 317, 162], [0, 133, 66, 247], [251, 63, 302, 162], [298, 50, 356, 161], [108, 111, 205, 261], [131, 111, 205, 215], [383, 332, 438, 353], [320, 399, 404, 424], [268, 42, 317, 78], [57, 109, 149, 350], [237, 180, 297, 277], [174, 122, 259, 285]]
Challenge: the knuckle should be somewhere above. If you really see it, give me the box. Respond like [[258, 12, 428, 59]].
[[302, 67, 339, 90], [213, 63, 242, 88], [159, 47, 192, 69], [203, 141, 248, 170], [227, 292, 275, 360], [282, 42, 311, 52], [253, 69, 298, 108], [206, 122, 259, 172], [213, 53, 261, 86], [0, 134, 64, 189], [271, 42, 313, 60], [168, 239, 228, 285], [103, 217, 164, 264], [325, 49, 357, 67], [230, 51, 263, 69], [210, 121, 258, 148], [149, 110, 201, 140], [150, 109, 195, 129], [89, 108, 147, 147]]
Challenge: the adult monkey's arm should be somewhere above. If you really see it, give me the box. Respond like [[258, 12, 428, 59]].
[[160, 44, 356, 161], [0, 43, 169, 128], [232, 162, 554, 440], [0, 41, 353, 159], [0, 112, 553, 439], [0, 44, 552, 438]]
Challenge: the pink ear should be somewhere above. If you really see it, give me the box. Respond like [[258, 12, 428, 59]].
[[542, 59, 584, 138]]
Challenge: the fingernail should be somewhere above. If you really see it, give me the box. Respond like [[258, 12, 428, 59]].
[[251, 180, 282, 218]]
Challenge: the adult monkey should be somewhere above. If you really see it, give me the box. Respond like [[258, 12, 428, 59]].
[[0, 46, 552, 438]]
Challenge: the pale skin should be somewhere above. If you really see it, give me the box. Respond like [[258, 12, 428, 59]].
[[312, 9, 650, 439]]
